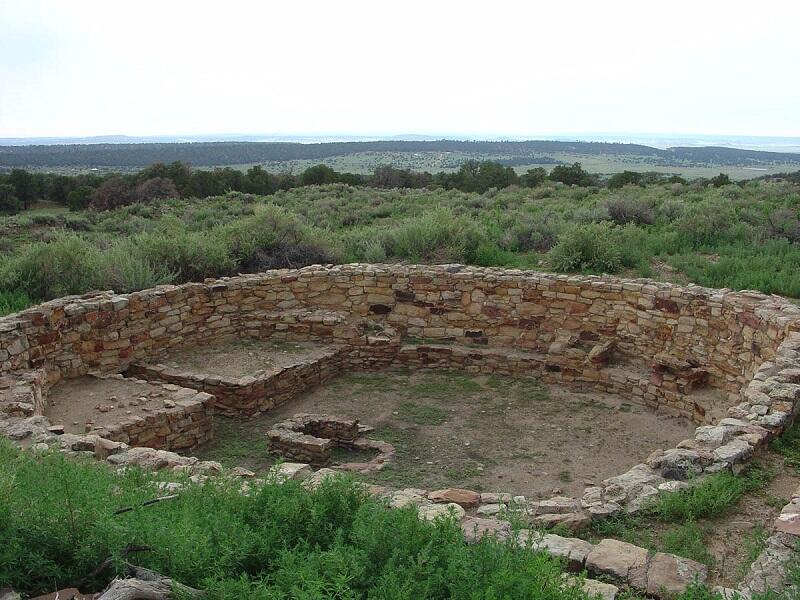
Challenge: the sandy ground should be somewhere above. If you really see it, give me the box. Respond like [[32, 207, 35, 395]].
[[151, 337, 337, 379], [196, 370, 696, 499], [44, 376, 175, 434]]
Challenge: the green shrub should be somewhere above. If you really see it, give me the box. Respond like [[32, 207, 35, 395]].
[[92, 241, 175, 292], [676, 200, 740, 247], [135, 225, 236, 282], [648, 466, 770, 523], [385, 208, 485, 262], [67, 185, 94, 211], [1, 233, 101, 300], [0, 290, 31, 316], [0, 183, 22, 214], [548, 222, 622, 273]]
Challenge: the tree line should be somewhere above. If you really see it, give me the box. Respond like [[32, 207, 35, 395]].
[[0, 159, 740, 215]]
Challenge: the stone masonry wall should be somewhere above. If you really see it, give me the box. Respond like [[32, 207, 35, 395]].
[[2, 264, 799, 422]]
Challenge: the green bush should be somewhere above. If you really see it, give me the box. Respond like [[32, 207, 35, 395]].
[[0, 183, 22, 214], [1, 233, 101, 300], [67, 185, 94, 211], [548, 222, 622, 273], [134, 225, 236, 282], [676, 200, 741, 247], [92, 241, 175, 292], [385, 208, 485, 262], [0, 290, 31, 316]]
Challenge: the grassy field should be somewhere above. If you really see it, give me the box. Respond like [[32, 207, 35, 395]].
[[2, 176, 800, 315], [251, 151, 800, 180]]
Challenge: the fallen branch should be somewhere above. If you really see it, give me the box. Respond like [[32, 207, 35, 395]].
[[97, 564, 204, 600], [113, 495, 179, 515]]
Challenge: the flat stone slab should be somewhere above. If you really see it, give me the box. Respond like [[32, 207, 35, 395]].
[[646, 552, 707, 598], [573, 578, 618, 600], [417, 502, 465, 522], [526, 532, 593, 570], [460, 516, 512, 543], [586, 539, 649, 589], [428, 488, 481, 508]]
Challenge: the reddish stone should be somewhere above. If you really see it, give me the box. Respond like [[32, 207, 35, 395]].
[[775, 513, 800, 536], [428, 488, 481, 508]]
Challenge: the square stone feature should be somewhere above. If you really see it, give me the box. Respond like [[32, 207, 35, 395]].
[[128, 337, 347, 416], [43, 374, 213, 451]]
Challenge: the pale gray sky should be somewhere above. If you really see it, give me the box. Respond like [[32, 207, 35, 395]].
[[1, 0, 798, 138]]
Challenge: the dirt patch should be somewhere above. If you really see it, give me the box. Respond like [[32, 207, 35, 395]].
[[45, 376, 177, 434], [704, 452, 800, 587], [195, 370, 695, 498], [581, 451, 800, 589], [155, 337, 337, 379]]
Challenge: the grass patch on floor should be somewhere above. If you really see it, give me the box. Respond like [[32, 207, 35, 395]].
[[650, 464, 772, 523], [196, 418, 271, 470], [408, 372, 482, 398], [395, 401, 449, 425]]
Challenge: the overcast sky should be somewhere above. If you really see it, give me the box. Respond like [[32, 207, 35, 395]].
[[1, 0, 798, 139]]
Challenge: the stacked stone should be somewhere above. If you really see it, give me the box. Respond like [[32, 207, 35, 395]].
[[89, 378, 215, 452], [2, 265, 797, 395], [129, 345, 348, 417], [268, 414, 361, 465]]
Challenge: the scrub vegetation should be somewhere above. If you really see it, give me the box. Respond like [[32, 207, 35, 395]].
[[2, 162, 800, 316]]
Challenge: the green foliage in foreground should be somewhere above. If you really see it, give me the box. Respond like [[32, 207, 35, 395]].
[[0, 440, 793, 598], [0, 440, 592, 599]]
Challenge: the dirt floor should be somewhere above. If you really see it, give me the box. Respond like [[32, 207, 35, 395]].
[[151, 337, 337, 379], [196, 370, 696, 498], [44, 376, 178, 434]]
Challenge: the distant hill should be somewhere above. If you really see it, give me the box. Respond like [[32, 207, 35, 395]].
[[0, 139, 798, 169]]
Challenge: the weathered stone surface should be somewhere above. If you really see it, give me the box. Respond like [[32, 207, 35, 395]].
[[428, 488, 481, 508], [645, 552, 707, 598], [389, 488, 429, 509], [0, 588, 21, 600], [774, 511, 800, 536], [303, 467, 337, 489], [417, 502, 465, 522], [527, 532, 593, 570], [714, 587, 751, 600], [574, 578, 618, 600], [270, 462, 312, 481], [534, 511, 591, 533], [741, 534, 795, 595], [476, 503, 503, 516], [533, 496, 581, 515], [460, 516, 512, 543], [586, 539, 649, 589], [713, 438, 753, 464]]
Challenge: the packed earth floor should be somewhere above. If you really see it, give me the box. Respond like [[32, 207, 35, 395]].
[[45, 375, 179, 435], [152, 337, 338, 379], [197, 370, 696, 498]]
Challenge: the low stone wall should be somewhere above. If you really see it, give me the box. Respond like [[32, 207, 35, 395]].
[[89, 375, 215, 452], [128, 346, 347, 417], [2, 265, 797, 404]]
